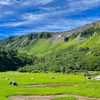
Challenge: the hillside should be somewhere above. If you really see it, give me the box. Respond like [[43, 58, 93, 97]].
[[0, 20, 100, 72], [0, 32, 54, 56], [1, 20, 100, 56], [0, 45, 36, 71]]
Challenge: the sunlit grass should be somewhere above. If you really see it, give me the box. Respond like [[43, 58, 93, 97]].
[[0, 72, 100, 100]]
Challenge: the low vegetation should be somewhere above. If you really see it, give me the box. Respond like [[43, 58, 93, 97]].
[[0, 45, 36, 71], [0, 72, 100, 100]]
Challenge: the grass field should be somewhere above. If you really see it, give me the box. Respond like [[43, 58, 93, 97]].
[[0, 71, 100, 100]]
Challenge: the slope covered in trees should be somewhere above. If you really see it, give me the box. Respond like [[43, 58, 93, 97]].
[[0, 45, 36, 71]]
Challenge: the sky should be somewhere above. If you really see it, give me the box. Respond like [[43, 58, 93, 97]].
[[0, 0, 100, 40]]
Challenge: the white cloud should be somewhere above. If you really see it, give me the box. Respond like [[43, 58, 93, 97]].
[[22, 13, 46, 20], [29, 16, 100, 32], [0, 0, 100, 37], [20, 0, 54, 7], [44, 17, 100, 31], [4, 11, 14, 14], [67, 0, 100, 13], [0, 0, 54, 6], [0, 33, 9, 37], [2, 16, 100, 38], [39, 0, 100, 17], [0, 0, 23, 5], [0, 0, 16, 5], [10, 17, 100, 34], [0, 12, 49, 27], [0, 21, 29, 27]]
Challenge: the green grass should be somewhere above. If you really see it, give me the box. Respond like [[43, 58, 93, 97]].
[[49, 39, 76, 52], [52, 96, 78, 100], [80, 33, 100, 49], [24, 38, 76, 56], [0, 72, 100, 100], [20, 38, 52, 56]]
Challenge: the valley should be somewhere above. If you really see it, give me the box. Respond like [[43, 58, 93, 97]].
[[0, 20, 100, 100]]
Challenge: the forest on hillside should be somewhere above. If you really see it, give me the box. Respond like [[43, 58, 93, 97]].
[[0, 43, 100, 73], [0, 46, 36, 71]]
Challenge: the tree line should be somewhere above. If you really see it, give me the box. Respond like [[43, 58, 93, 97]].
[[0, 45, 35, 71]]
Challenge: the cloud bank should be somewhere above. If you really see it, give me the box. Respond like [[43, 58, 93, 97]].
[[0, 0, 100, 39]]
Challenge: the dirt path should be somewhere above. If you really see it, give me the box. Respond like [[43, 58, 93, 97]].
[[9, 83, 100, 100], [9, 94, 100, 100], [19, 83, 73, 88]]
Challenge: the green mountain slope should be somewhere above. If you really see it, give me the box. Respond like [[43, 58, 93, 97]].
[[0, 32, 54, 56], [0, 21, 100, 57], [0, 20, 100, 72]]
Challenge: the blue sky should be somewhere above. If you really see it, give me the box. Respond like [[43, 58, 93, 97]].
[[0, 0, 100, 40]]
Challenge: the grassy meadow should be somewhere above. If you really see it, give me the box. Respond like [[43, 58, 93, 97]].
[[0, 71, 100, 100]]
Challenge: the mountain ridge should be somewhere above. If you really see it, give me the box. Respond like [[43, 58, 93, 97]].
[[0, 20, 100, 72], [1, 20, 100, 56]]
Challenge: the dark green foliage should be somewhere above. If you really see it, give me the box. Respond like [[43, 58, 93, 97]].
[[64, 34, 78, 42], [60, 66, 66, 74], [80, 27, 94, 37], [0, 45, 36, 71], [95, 27, 100, 33], [39, 32, 53, 39], [17, 48, 85, 73], [79, 47, 89, 52], [64, 37, 69, 42], [17, 44, 100, 73]]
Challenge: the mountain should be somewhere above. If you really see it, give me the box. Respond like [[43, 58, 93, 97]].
[[0, 20, 100, 72], [1, 20, 100, 56]]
